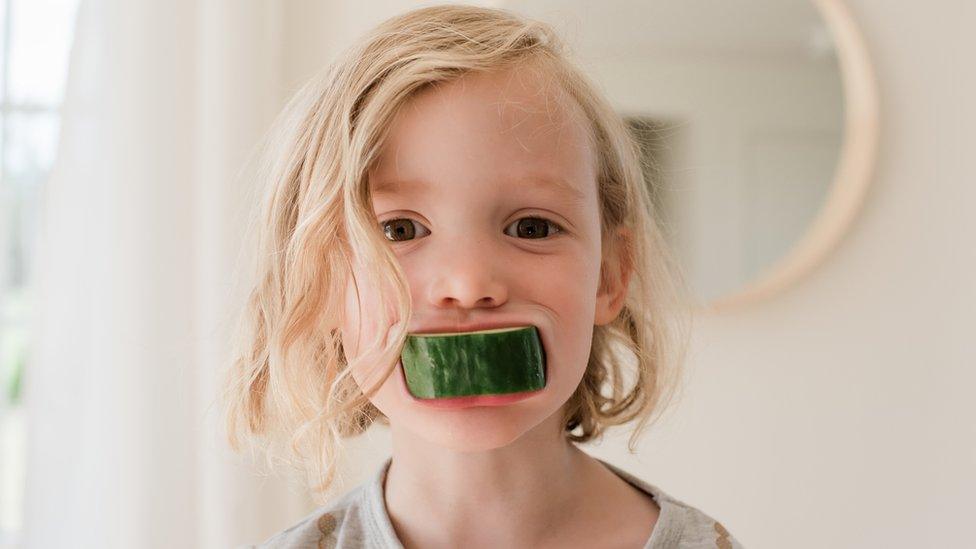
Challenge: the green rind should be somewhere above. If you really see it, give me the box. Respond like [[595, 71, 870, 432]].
[[401, 325, 546, 399]]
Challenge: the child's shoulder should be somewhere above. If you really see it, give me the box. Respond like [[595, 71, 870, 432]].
[[241, 463, 393, 549], [597, 458, 748, 548], [242, 489, 365, 549]]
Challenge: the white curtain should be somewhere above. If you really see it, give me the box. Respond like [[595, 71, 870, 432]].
[[22, 1, 316, 547]]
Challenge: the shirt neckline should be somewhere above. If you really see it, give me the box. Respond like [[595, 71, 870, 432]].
[[363, 455, 675, 549]]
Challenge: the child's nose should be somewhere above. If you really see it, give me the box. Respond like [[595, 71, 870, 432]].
[[423, 239, 509, 309]]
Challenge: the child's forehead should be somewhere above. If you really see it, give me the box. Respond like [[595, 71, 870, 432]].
[[370, 65, 594, 190], [403, 64, 584, 130]]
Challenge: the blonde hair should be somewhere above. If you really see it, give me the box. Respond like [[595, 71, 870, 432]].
[[221, 3, 694, 504]]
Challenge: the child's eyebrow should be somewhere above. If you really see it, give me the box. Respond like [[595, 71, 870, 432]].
[[371, 174, 587, 203]]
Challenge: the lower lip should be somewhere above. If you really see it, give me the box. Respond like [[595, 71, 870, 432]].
[[397, 359, 544, 409]]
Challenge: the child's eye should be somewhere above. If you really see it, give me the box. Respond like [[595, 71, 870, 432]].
[[380, 218, 430, 242], [379, 216, 564, 243], [506, 217, 564, 239]]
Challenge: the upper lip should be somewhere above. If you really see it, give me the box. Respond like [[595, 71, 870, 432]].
[[412, 320, 534, 334]]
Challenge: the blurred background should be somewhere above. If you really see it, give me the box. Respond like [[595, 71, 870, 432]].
[[0, 1, 972, 548]]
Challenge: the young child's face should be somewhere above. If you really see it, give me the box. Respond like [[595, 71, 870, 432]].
[[341, 63, 625, 451]]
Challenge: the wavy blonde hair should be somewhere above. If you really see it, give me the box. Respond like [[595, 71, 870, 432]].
[[221, 3, 694, 504]]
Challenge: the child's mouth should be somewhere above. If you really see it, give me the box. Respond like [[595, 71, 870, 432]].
[[398, 325, 547, 406]]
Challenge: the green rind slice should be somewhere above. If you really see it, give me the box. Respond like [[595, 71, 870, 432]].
[[401, 325, 546, 399]]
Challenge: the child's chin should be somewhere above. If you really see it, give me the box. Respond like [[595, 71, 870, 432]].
[[432, 434, 527, 454], [406, 418, 535, 453]]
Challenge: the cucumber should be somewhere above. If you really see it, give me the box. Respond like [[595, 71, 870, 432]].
[[400, 325, 547, 399]]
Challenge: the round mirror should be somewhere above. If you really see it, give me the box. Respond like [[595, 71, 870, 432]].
[[507, 0, 878, 313]]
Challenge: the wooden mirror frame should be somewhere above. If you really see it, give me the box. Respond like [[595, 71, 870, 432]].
[[700, 0, 879, 314]]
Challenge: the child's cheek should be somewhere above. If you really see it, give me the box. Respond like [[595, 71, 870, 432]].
[[338, 272, 396, 415], [529, 250, 601, 318], [339, 275, 364, 362], [339, 256, 394, 379]]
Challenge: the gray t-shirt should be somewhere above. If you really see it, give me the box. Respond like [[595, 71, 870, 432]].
[[244, 456, 746, 548]]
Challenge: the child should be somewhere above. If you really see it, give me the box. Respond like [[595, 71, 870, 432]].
[[224, 4, 746, 548]]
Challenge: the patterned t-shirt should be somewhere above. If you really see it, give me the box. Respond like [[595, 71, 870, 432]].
[[244, 456, 747, 548]]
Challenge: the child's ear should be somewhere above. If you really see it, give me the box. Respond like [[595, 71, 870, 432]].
[[594, 226, 634, 327]]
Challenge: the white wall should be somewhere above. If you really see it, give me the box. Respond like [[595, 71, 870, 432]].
[[272, 2, 975, 547]]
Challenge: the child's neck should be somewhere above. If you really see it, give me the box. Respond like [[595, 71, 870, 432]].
[[383, 410, 657, 548]]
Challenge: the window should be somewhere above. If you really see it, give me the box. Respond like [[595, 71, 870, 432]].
[[0, 1, 79, 546]]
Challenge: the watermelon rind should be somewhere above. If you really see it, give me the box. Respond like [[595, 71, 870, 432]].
[[400, 325, 546, 400]]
